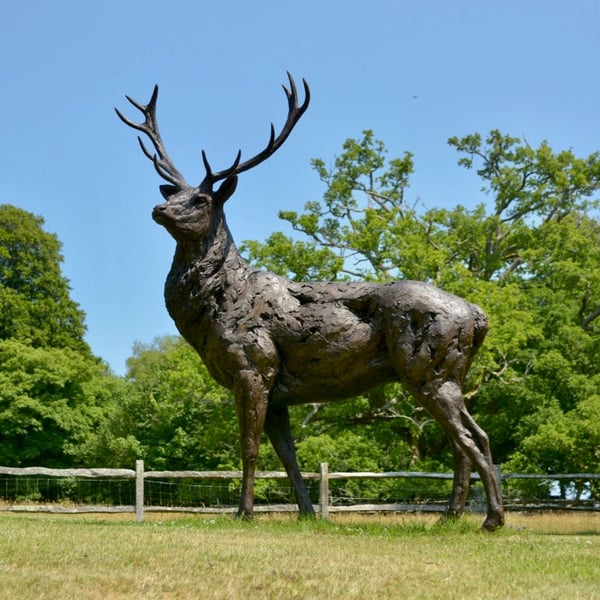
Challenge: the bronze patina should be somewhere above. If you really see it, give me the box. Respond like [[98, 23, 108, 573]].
[[117, 74, 504, 530]]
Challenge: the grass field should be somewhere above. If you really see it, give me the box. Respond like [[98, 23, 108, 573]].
[[0, 511, 598, 599]]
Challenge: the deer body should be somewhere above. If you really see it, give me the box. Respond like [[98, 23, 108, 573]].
[[168, 254, 485, 405], [118, 74, 504, 530]]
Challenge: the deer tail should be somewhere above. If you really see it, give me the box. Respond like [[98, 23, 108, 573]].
[[470, 303, 489, 355]]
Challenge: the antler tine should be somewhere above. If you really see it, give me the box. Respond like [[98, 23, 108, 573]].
[[202, 148, 243, 186], [202, 73, 310, 185], [116, 86, 190, 189], [136, 135, 155, 162], [201, 150, 213, 181]]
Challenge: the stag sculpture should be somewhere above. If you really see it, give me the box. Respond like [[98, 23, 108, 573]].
[[117, 73, 504, 530]]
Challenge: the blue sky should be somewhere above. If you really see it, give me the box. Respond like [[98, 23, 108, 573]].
[[1, 1, 598, 375]]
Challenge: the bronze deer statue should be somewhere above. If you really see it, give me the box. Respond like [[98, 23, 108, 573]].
[[117, 73, 504, 530]]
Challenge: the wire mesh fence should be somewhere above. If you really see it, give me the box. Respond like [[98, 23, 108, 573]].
[[0, 474, 136, 506], [0, 464, 598, 517]]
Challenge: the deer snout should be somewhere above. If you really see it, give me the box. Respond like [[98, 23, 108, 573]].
[[152, 203, 169, 223]]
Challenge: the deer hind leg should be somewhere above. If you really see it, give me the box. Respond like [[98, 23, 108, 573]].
[[417, 381, 504, 531], [264, 404, 315, 517], [233, 368, 270, 519], [446, 440, 472, 519]]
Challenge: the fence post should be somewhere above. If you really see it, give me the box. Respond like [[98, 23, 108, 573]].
[[135, 459, 144, 522], [319, 462, 329, 521]]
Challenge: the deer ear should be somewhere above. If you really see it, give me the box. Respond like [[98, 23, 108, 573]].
[[213, 176, 238, 204], [160, 184, 178, 200]]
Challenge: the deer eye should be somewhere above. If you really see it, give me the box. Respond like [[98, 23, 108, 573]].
[[191, 195, 209, 208]]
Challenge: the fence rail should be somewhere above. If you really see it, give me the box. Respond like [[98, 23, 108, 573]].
[[0, 462, 598, 521]]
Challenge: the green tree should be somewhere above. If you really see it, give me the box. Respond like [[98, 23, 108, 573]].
[[0, 205, 89, 352], [0, 339, 122, 466], [242, 130, 600, 485], [85, 336, 239, 470], [242, 232, 343, 282], [243, 130, 418, 282], [0, 205, 123, 467]]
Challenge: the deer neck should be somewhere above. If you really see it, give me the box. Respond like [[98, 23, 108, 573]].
[[182, 217, 239, 276], [164, 213, 249, 327]]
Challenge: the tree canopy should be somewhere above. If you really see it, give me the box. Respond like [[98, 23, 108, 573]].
[[2, 127, 600, 502], [0, 205, 89, 352], [243, 129, 600, 479], [82, 336, 239, 470], [0, 339, 122, 466], [0, 205, 118, 466]]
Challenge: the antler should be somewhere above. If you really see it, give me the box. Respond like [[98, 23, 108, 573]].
[[117, 73, 310, 191], [201, 72, 310, 186], [115, 86, 191, 190]]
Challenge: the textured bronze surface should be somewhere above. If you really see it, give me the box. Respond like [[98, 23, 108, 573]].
[[117, 74, 504, 530]]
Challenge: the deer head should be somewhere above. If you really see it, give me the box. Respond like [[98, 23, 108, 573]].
[[116, 73, 310, 243]]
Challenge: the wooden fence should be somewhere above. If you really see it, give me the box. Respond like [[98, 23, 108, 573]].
[[0, 462, 598, 521]]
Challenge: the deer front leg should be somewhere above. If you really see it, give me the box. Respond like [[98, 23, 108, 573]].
[[265, 404, 315, 517], [234, 368, 270, 519]]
